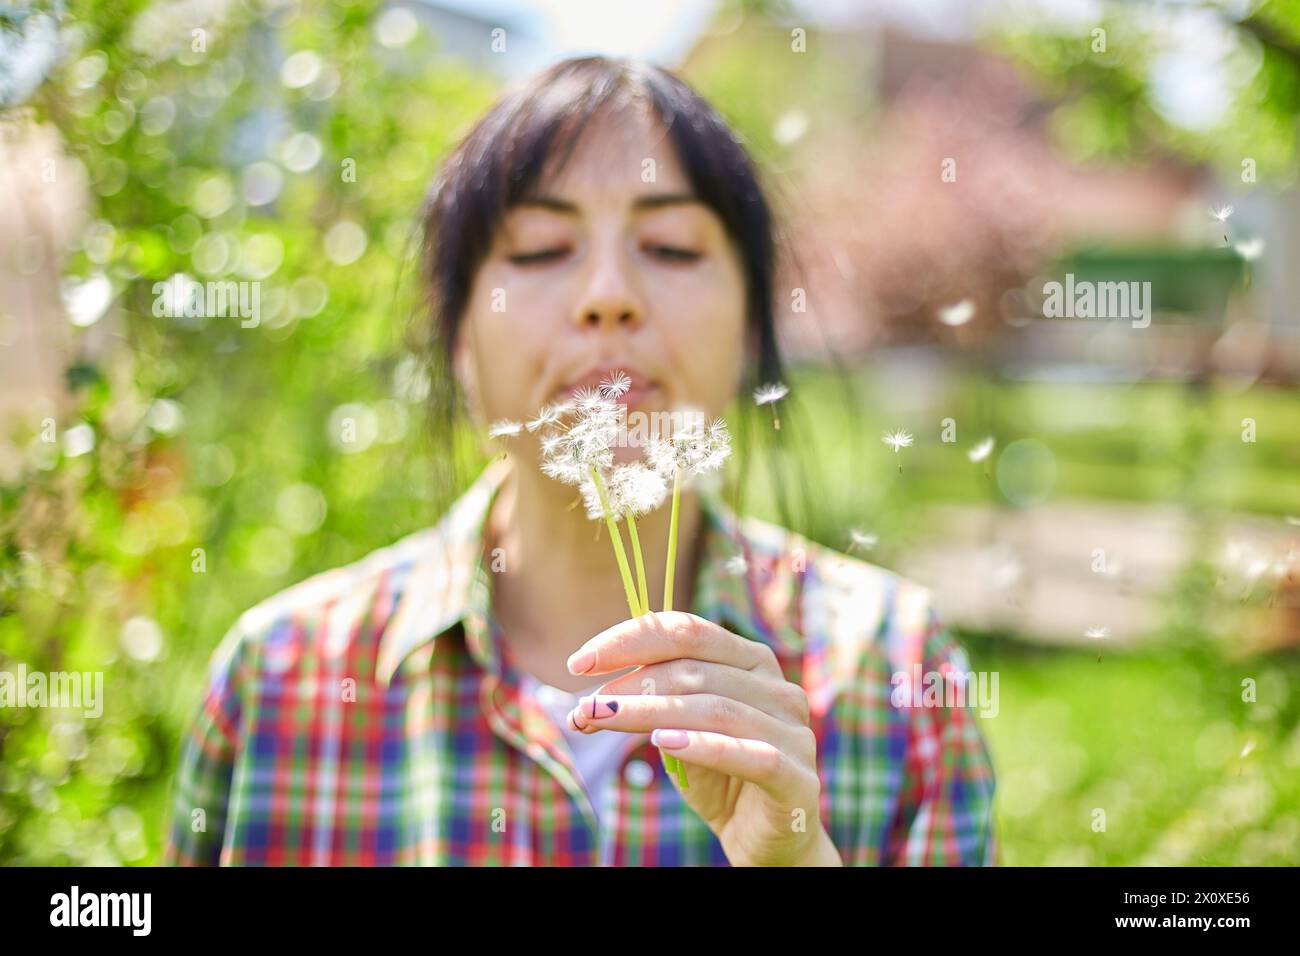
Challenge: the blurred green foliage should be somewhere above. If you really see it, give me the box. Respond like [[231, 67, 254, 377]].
[[1, 0, 496, 863], [988, 0, 1300, 182]]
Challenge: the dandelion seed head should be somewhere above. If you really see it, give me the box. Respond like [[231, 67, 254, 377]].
[[1085, 626, 1109, 640], [1210, 204, 1234, 222], [648, 410, 732, 480], [573, 385, 610, 414], [578, 474, 606, 521], [541, 455, 584, 485], [610, 462, 667, 516], [646, 435, 677, 475], [536, 389, 620, 489]]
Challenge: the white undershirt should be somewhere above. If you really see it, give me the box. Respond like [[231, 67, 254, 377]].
[[521, 672, 633, 830]]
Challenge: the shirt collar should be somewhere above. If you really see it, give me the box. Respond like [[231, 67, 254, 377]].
[[376, 458, 804, 688]]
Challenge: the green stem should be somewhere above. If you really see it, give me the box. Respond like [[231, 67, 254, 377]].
[[625, 510, 649, 616], [590, 467, 641, 619], [659, 469, 688, 789], [663, 470, 681, 612]]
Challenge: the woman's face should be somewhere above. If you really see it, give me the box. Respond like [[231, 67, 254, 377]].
[[454, 105, 748, 456]]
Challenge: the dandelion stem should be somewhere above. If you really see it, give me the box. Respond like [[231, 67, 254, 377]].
[[590, 467, 642, 619], [625, 510, 649, 616], [659, 468, 688, 788], [663, 470, 681, 612]]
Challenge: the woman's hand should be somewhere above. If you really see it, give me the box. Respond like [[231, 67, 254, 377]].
[[565, 611, 842, 866]]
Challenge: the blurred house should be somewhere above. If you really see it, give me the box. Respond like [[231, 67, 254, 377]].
[[686, 18, 1297, 381]]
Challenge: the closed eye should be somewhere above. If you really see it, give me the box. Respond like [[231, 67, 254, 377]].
[[508, 248, 570, 266], [646, 245, 701, 264]]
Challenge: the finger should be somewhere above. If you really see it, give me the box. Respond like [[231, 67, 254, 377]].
[[649, 728, 818, 805], [567, 692, 817, 765], [592, 659, 810, 726], [567, 611, 783, 679]]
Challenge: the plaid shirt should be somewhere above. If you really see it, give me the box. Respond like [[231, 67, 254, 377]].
[[166, 459, 996, 866]]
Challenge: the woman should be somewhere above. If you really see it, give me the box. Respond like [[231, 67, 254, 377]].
[[166, 56, 996, 867]]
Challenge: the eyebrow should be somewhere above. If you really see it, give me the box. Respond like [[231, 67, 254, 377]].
[[512, 192, 703, 214]]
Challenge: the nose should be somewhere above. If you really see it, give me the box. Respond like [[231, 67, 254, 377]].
[[572, 244, 643, 332]]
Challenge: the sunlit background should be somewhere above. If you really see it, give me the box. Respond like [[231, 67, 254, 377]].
[[1, 0, 1298, 865]]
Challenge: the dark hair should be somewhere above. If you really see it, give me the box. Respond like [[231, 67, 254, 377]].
[[415, 55, 814, 533]]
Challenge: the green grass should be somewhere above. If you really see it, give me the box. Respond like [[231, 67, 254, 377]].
[[962, 632, 1300, 865]]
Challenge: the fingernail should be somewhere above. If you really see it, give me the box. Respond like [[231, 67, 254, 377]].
[[577, 695, 618, 719], [651, 728, 690, 749], [567, 649, 596, 675]]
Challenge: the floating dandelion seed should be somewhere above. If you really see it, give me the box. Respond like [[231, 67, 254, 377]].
[[1086, 625, 1108, 663], [488, 419, 523, 439], [598, 370, 632, 399], [968, 436, 995, 477], [968, 437, 995, 462], [1211, 204, 1234, 245], [1234, 237, 1265, 289], [882, 429, 914, 452], [882, 428, 913, 472], [938, 299, 975, 327], [1240, 740, 1255, 759], [753, 382, 789, 430], [1235, 238, 1265, 262], [847, 528, 877, 553], [526, 402, 571, 433], [726, 554, 748, 576]]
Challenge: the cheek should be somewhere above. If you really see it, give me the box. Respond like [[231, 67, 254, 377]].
[[652, 262, 746, 413], [460, 266, 554, 417]]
